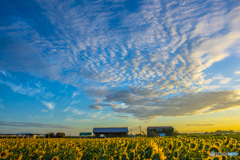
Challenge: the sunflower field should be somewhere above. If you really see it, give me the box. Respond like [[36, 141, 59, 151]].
[[0, 136, 240, 160]]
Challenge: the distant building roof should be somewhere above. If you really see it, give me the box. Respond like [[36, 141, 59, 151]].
[[147, 126, 173, 129], [93, 127, 129, 133]]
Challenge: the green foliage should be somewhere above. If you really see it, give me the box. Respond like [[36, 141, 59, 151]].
[[55, 132, 65, 138], [173, 130, 180, 135], [141, 131, 147, 137]]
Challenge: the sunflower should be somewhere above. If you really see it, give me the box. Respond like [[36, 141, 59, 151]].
[[39, 151, 46, 157], [172, 150, 179, 159], [93, 154, 99, 160], [204, 157, 214, 160], [76, 152, 83, 160], [228, 156, 237, 160], [160, 153, 167, 160], [17, 154, 23, 160], [75, 147, 80, 155], [0, 150, 8, 159], [189, 142, 198, 151], [71, 143, 76, 148], [215, 142, 221, 148], [52, 156, 59, 160], [204, 143, 211, 152], [176, 141, 183, 150], [221, 155, 228, 160], [168, 143, 173, 151], [227, 144, 236, 152], [235, 143, 240, 150], [231, 139, 237, 144], [30, 149, 39, 156], [209, 145, 221, 153]]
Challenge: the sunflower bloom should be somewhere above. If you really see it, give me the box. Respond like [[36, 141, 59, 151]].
[[0, 150, 8, 159], [160, 153, 167, 160], [76, 152, 83, 160], [18, 154, 23, 160], [52, 155, 59, 160]]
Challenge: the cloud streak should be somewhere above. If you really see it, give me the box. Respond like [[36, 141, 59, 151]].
[[0, 121, 73, 129]]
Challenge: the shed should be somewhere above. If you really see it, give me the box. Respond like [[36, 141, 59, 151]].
[[147, 126, 174, 137], [93, 127, 129, 138]]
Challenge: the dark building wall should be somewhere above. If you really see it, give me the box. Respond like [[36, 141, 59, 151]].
[[94, 132, 128, 138], [147, 128, 174, 137]]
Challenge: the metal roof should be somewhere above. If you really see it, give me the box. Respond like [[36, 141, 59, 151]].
[[147, 126, 173, 129], [93, 127, 129, 133]]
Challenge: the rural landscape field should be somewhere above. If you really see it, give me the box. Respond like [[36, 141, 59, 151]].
[[1, 135, 240, 160]]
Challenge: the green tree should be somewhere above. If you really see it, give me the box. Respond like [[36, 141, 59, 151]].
[[141, 131, 147, 137], [173, 130, 180, 135], [151, 130, 157, 137]]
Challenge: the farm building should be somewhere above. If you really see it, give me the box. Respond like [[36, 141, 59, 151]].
[[79, 132, 92, 138], [147, 126, 174, 137], [93, 127, 129, 138]]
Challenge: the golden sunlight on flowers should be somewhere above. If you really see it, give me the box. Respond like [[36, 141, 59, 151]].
[[0, 135, 240, 159]]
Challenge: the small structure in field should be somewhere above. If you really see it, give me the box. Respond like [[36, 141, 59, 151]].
[[147, 126, 174, 137], [93, 127, 129, 138], [79, 132, 92, 138]]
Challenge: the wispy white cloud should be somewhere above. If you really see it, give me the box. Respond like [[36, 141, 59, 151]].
[[42, 92, 55, 99], [0, 71, 7, 77], [41, 101, 55, 110], [40, 109, 48, 112], [70, 100, 81, 105], [0, 80, 42, 96], [72, 91, 80, 98], [72, 109, 84, 115], [219, 78, 232, 84], [66, 118, 93, 123], [88, 111, 103, 119], [63, 106, 73, 112]]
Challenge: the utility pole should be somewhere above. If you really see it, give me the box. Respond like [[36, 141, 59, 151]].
[[131, 129, 132, 135], [139, 126, 141, 135], [70, 131, 71, 136]]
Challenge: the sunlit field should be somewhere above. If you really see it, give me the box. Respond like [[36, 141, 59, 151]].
[[1, 135, 240, 160]]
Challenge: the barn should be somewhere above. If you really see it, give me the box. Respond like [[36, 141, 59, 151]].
[[147, 126, 174, 137], [93, 127, 129, 138]]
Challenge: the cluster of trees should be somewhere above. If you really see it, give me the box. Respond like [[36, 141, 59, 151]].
[[45, 132, 65, 138]]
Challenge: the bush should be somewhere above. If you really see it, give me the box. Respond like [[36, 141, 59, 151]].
[[56, 132, 65, 138]]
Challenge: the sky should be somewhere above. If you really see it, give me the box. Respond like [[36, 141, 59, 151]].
[[0, 0, 240, 136]]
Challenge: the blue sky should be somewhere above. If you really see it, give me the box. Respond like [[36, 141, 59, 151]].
[[1, 0, 240, 136]]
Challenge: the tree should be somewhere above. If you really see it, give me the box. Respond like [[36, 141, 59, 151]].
[[56, 132, 65, 138], [151, 131, 157, 137], [141, 131, 147, 137], [173, 130, 180, 135]]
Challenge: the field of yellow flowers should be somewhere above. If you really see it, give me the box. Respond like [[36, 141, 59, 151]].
[[0, 136, 240, 160]]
